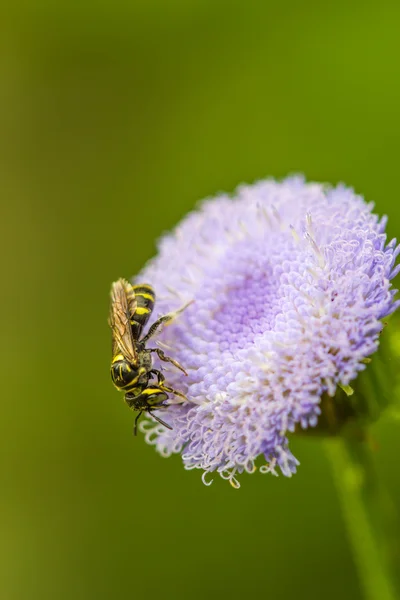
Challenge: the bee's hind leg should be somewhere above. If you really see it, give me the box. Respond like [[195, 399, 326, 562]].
[[141, 315, 174, 344], [140, 301, 193, 344]]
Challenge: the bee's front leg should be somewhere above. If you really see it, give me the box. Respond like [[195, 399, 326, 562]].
[[157, 383, 188, 402], [133, 410, 143, 436], [149, 368, 165, 384], [149, 369, 187, 402]]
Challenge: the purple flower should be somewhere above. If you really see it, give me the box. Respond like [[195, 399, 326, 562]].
[[135, 176, 400, 487]]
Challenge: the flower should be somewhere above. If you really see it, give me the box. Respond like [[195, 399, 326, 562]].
[[135, 176, 400, 487]]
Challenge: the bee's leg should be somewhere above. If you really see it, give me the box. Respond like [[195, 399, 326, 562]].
[[140, 315, 173, 343], [148, 369, 186, 400], [140, 301, 193, 344], [149, 348, 188, 376], [157, 382, 187, 402], [149, 369, 165, 384], [134, 410, 143, 436], [147, 373, 187, 402]]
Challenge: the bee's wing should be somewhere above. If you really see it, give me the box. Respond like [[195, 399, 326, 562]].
[[109, 278, 138, 364]]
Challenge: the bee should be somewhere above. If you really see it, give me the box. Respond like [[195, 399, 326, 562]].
[[109, 278, 189, 435]]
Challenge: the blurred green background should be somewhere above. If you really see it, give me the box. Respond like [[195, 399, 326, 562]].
[[2, 1, 400, 599]]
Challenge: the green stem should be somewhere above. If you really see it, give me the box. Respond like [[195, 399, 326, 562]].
[[326, 436, 399, 600]]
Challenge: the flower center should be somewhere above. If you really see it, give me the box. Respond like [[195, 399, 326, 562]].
[[209, 269, 279, 352]]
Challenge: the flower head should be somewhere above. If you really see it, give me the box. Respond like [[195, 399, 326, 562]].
[[135, 176, 400, 487]]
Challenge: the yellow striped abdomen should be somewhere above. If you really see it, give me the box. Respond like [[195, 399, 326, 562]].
[[130, 284, 155, 339]]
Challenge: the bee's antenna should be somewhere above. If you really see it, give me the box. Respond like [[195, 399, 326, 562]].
[[148, 411, 173, 431]]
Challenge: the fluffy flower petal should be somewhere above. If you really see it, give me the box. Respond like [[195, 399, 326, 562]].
[[135, 176, 399, 486]]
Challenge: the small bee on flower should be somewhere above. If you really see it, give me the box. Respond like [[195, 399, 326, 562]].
[[109, 278, 190, 435]]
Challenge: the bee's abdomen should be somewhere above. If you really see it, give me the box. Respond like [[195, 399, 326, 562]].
[[111, 355, 140, 391], [131, 284, 155, 338]]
